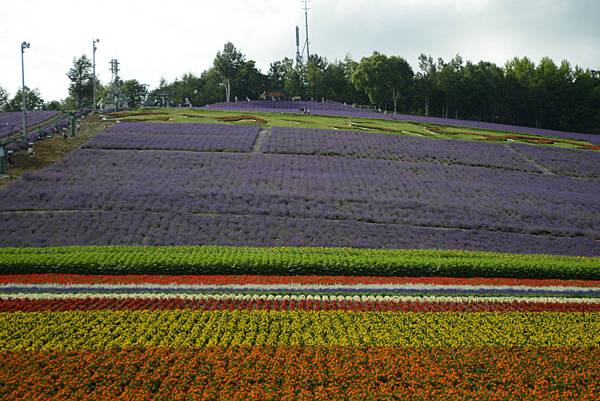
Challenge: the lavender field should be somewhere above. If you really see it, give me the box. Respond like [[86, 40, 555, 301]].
[[83, 122, 260, 152], [510, 144, 600, 178], [0, 111, 60, 139], [205, 100, 377, 118], [0, 122, 598, 255], [206, 100, 600, 145], [264, 127, 542, 172]]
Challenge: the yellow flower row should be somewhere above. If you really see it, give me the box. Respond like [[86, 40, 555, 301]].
[[1, 310, 598, 351]]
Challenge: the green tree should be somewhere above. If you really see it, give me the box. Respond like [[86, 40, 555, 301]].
[[417, 54, 437, 116], [306, 54, 328, 100], [140, 46, 600, 134], [199, 68, 228, 104], [267, 59, 289, 92], [148, 77, 171, 107], [66, 55, 93, 109], [44, 100, 62, 111], [564, 67, 599, 132], [235, 61, 268, 100], [5, 87, 44, 111], [504, 56, 536, 126], [352, 52, 414, 113], [320, 61, 350, 102], [316, 57, 368, 104], [436, 55, 463, 119], [267, 58, 305, 98], [122, 79, 148, 108], [213, 42, 246, 102], [532, 57, 559, 128], [461, 60, 504, 121], [172, 73, 203, 106], [0, 86, 8, 112], [211, 42, 267, 102]]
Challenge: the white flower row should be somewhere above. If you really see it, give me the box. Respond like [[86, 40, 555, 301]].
[[1, 282, 597, 293], [2, 292, 599, 304]]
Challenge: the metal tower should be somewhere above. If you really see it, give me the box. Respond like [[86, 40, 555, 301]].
[[108, 59, 125, 112], [295, 26, 302, 65], [303, 0, 311, 61]]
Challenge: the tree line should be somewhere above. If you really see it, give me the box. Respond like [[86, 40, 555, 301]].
[[1, 42, 598, 133]]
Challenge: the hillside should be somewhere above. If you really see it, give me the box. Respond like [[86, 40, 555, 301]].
[[1, 107, 599, 401], [0, 109, 598, 255]]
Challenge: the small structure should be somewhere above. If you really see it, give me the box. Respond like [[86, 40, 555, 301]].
[[262, 91, 287, 101]]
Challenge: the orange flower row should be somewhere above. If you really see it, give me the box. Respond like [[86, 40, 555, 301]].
[[1, 346, 598, 400]]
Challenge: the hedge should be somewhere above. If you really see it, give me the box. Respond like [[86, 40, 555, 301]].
[[1, 245, 599, 279]]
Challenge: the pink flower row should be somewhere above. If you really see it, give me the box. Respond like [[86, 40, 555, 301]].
[[2, 273, 599, 287]]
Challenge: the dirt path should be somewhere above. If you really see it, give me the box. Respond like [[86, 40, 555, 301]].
[[251, 127, 271, 154], [504, 144, 555, 176]]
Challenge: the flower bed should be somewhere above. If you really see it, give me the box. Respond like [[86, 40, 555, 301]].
[[1, 265, 599, 399], [3, 347, 599, 400]]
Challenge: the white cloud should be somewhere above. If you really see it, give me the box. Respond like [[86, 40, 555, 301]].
[[0, 0, 598, 101]]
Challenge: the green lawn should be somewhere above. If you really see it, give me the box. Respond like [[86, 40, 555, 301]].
[[105, 108, 597, 150]]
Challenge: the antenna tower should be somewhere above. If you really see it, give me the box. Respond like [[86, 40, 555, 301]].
[[295, 25, 302, 65], [108, 59, 124, 111], [109, 59, 120, 82], [302, 0, 310, 61]]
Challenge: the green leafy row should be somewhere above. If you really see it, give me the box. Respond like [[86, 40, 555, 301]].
[[0, 246, 598, 279]]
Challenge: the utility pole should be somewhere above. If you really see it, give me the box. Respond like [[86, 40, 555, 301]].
[[109, 59, 120, 111], [92, 39, 100, 113], [303, 0, 310, 61], [20, 41, 30, 141]]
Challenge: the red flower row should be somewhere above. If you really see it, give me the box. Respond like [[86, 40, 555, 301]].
[[2, 273, 599, 287], [1, 346, 598, 400], [2, 297, 598, 313]]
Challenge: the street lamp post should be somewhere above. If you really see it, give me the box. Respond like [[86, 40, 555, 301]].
[[92, 39, 100, 113], [20, 41, 30, 141]]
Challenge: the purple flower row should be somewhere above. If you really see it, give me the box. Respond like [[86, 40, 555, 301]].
[[4, 284, 598, 297], [263, 127, 542, 172], [103, 122, 259, 136], [205, 100, 382, 119], [4, 117, 70, 152], [85, 122, 260, 152], [0, 210, 598, 256], [0, 111, 60, 139], [510, 144, 600, 178], [1, 149, 598, 254]]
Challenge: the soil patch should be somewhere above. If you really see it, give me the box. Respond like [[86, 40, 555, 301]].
[[216, 115, 268, 124], [349, 122, 400, 133], [107, 111, 162, 118], [122, 116, 171, 122]]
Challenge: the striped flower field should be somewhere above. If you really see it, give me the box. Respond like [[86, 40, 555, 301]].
[[1, 257, 600, 400]]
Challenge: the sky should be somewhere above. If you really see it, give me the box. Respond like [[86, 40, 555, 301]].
[[1, 0, 599, 101]]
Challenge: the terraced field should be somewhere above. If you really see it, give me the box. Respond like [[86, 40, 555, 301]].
[[0, 116, 598, 400]]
